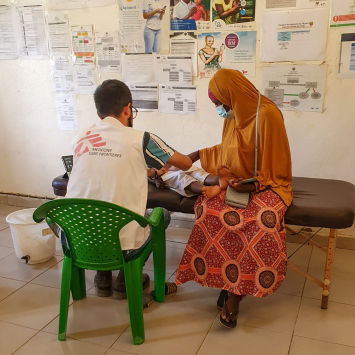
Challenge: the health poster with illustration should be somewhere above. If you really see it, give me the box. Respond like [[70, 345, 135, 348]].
[[197, 31, 256, 78], [211, 0, 255, 31], [170, 0, 211, 31], [119, 0, 169, 54], [261, 65, 326, 112], [330, 0, 355, 27]]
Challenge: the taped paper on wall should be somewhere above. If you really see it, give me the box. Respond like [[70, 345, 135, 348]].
[[211, 0, 256, 31], [122, 53, 155, 83], [52, 54, 74, 94], [47, 0, 117, 10], [338, 33, 355, 79], [330, 0, 355, 27], [170, 32, 197, 76], [95, 31, 121, 72], [71, 25, 94, 57], [261, 65, 326, 112], [55, 94, 79, 131], [127, 84, 159, 111], [265, 0, 328, 10], [155, 54, 192, 84], [198, 31, 256, 77], [159, 85, 196, 115], [261, 8, 328, 62], [73, 61, 96, 95], [15, 4, 48, 59], [47, 12, 71, 55], [0, 5, 18, 60]]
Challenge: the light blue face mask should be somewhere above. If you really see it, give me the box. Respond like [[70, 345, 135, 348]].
[[215, 104, 234, 119]]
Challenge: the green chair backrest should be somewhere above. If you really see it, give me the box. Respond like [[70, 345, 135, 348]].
[[33, 199, 149, 270]]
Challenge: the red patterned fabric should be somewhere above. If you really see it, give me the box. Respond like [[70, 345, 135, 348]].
[[175, 189, 288, 297]]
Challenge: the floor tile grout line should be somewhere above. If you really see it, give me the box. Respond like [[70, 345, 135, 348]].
[[0, 319, 39, 331], [29, 258, 66, 286], [41, 329, 110, 350], [11, 329, 41, 355], [0, 251, 15, 261], [287, 283, 304, 355], [194, 312, 219, 355], [108, 324, 131, 348], [0, 278, 31, 303], [293, 333, 355, 349], [0, 255, 64, 286]]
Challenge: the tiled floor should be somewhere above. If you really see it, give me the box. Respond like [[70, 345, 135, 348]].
[[0, 205, 355, 355]]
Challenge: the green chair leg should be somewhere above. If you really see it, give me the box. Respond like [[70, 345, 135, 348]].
[[71, 266, 86, 300], [153, 222, 166, 303], [58, 256, 72, 341], [124, 259, 145, 345]]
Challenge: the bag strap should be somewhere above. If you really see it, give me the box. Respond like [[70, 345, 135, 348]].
[[254, 92, 261, 177]]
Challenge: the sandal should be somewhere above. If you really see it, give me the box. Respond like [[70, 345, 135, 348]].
[[219, 297, 239, 329], [217, 290, 228, 310], [150, 282, 177, 298], [142, 293, 154, 310]]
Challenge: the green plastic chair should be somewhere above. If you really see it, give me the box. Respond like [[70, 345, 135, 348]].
[[33, 198, 166, 345]]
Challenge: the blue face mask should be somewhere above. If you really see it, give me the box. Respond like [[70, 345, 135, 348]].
[[215, 104, 234, 119]]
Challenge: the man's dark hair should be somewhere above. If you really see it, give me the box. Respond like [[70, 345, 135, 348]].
[[94, 80, 132, 118]]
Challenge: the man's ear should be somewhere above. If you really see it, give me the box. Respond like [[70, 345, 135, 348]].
[[122, 103, 131, 117]]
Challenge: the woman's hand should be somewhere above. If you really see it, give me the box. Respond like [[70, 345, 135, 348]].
[[227, 179, 256, 193]]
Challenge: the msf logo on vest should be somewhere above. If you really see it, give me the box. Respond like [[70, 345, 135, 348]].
[[74, 131, 107, 157]]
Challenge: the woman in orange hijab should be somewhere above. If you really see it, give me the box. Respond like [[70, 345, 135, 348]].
[[175, 69, 292, 329]]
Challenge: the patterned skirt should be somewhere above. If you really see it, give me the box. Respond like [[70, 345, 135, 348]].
[[175, 189, 288, 297]]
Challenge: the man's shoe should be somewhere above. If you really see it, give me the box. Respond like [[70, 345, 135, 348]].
[[94, 271, 112, 297], [113, 273, 150, 300]]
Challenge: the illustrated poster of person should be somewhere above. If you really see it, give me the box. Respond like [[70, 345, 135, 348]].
[[197, 31, 256, 77], [211, 0, 256, 30], [119, 0, 169, 54]]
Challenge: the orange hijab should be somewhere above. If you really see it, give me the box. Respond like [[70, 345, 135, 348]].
[[199, 69, 293, 206]]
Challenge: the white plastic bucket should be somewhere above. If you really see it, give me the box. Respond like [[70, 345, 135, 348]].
[[6, 208, 56, 265]]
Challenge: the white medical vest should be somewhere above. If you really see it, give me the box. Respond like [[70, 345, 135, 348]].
[[66, 116, 149, 250]]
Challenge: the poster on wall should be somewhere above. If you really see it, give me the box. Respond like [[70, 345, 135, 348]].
[[338, 33, 355, 79], [47, 0, 117, 10], [71, 25, 95, 58], [330, 0, 355, 27], [260, 8, 328, 62], [95, 31, 121, 73], [198, 31, 256, 77], [170, 32, 198, 76], [15, 4, 48, 59], [170, 0, 210, 31], [265, 0, 328, 10], [211, 0, 256, 31], [119, 0, 169, 54], [261, 65, 326, 112], [0, 5, 18, 60]]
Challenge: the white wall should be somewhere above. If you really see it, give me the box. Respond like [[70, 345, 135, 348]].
[[0, 2, 354, 200]]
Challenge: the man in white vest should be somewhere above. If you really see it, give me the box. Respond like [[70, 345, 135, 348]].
[[66, 80, 192, 298]]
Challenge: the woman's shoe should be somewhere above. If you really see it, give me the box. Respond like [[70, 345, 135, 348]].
[[217, 289, 228, 310], [219, 296, 240, 329]]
